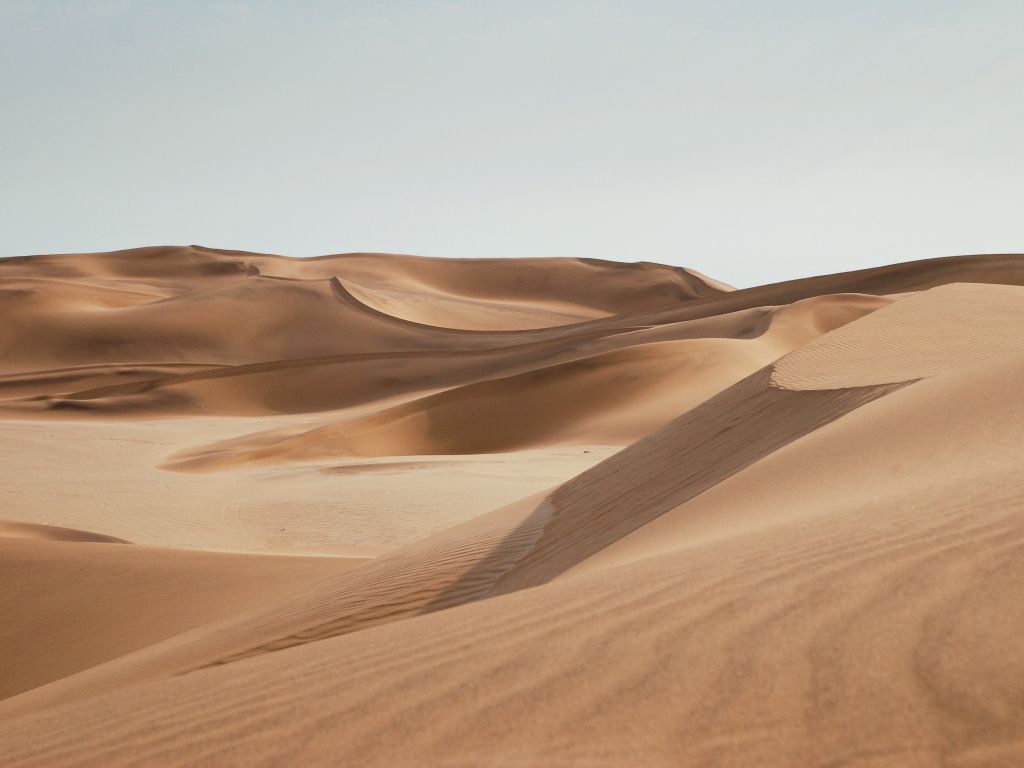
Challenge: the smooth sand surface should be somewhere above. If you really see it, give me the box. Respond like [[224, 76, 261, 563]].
[[2, 247, 1024, 766], [0, 532, 365, 700]]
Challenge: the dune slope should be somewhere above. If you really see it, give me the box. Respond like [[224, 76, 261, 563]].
[[0, 531, 363, 699]]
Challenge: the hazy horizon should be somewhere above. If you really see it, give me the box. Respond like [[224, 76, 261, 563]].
[[3, 0, 1023, 288]]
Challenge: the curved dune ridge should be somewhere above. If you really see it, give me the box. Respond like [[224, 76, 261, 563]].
[[771, 282, 1024, 389], [2, 248, 1024, 766]]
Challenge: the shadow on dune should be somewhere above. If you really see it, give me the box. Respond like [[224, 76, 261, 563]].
[[420, 367, 908, 614]]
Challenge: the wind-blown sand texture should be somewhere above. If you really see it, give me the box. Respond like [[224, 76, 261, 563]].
[[2, 246, 1024, 766]]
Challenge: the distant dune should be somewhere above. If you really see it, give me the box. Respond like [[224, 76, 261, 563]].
[[2, 247, 1024, 766]]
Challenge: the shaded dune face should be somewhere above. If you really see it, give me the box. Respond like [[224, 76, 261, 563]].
[[2, 247, 1024, 767]]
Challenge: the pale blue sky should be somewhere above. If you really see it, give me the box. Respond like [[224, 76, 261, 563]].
[[2, 0, 1022, 286]]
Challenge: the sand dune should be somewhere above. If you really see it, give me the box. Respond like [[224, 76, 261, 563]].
[[0, 530, 363, 700], [0, 520, 130, 544], [4, 463, 1021, 767], [159, 293, 890, 466], [772, 282, 1024, 388], [2, 247, 1024, 766]]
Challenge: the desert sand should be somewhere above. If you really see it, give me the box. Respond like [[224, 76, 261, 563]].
[[2, 246, 1024, 766]]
